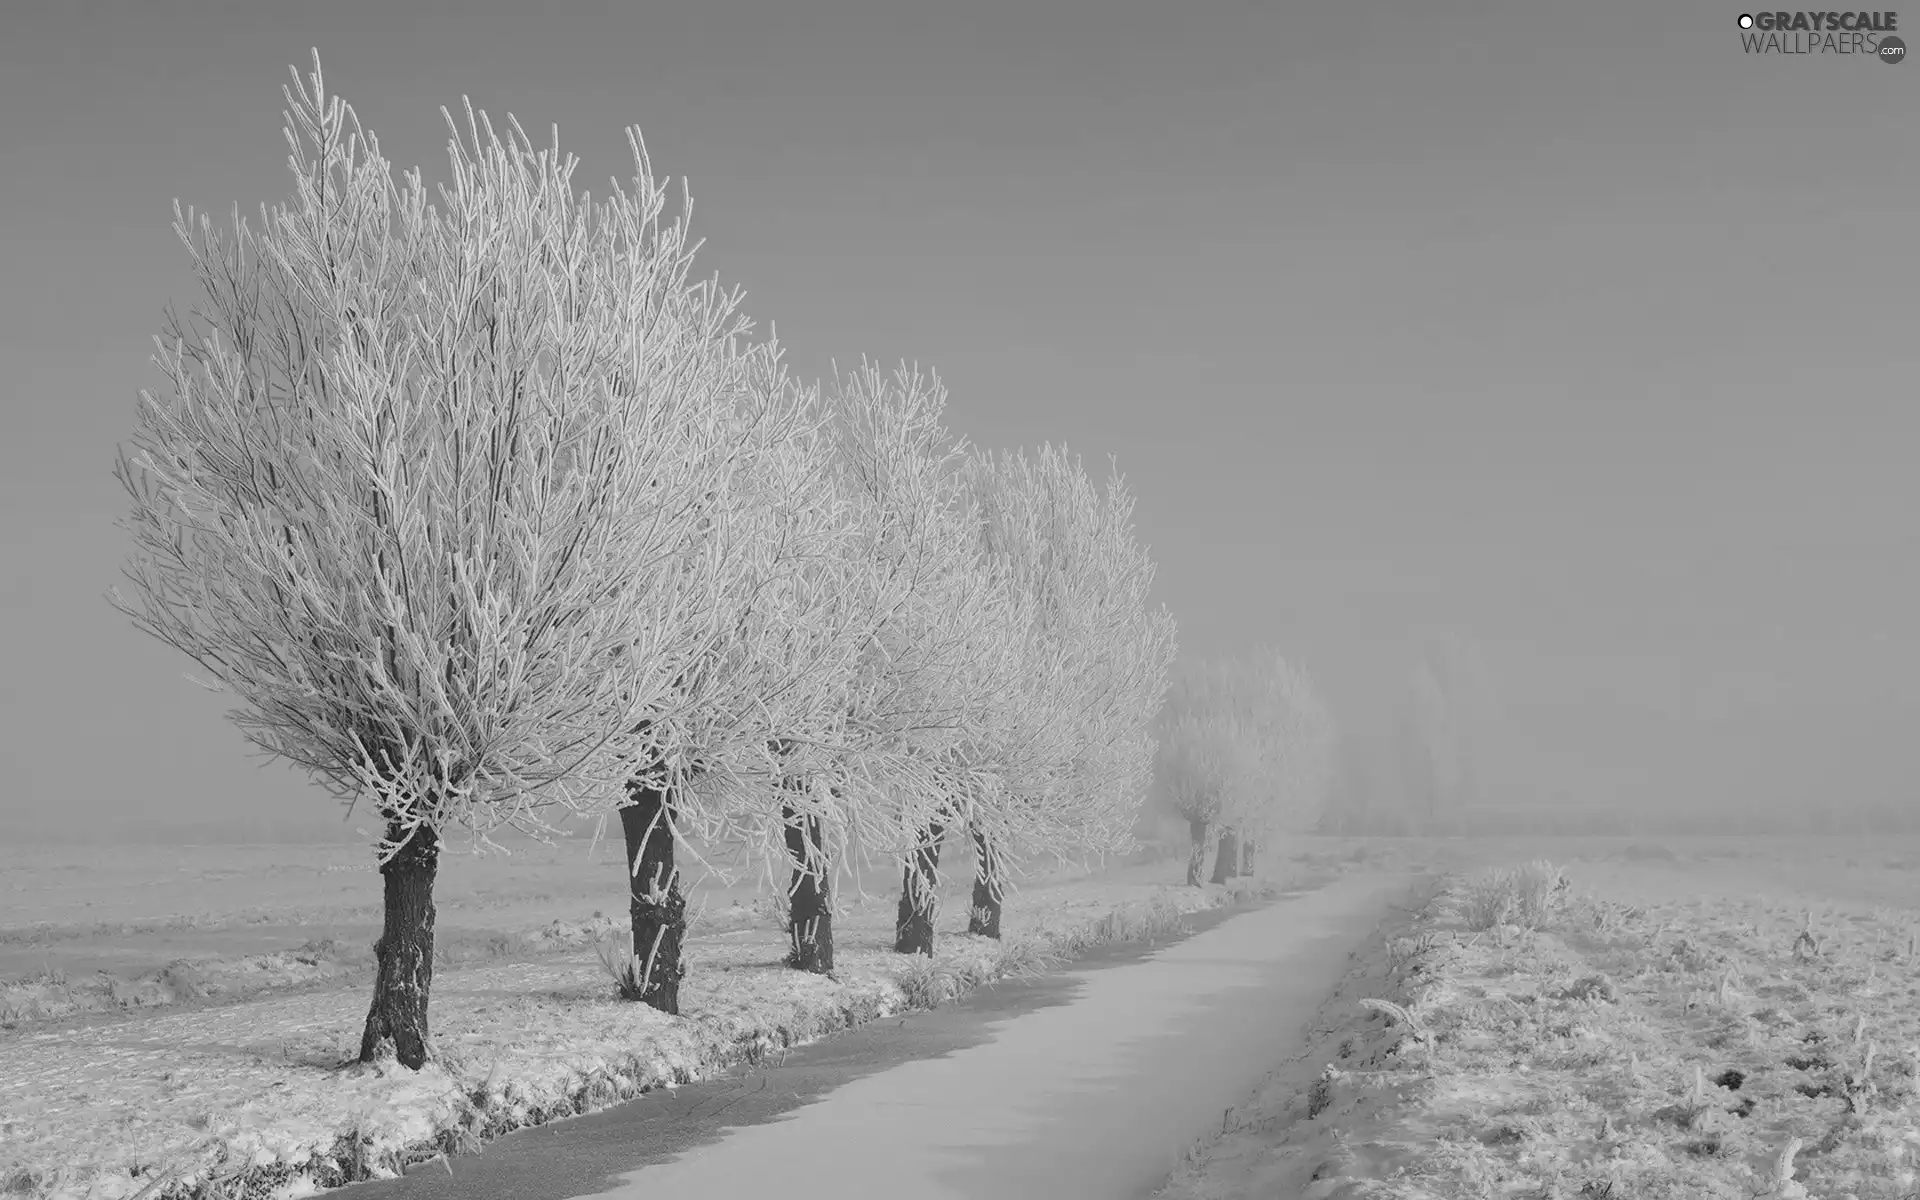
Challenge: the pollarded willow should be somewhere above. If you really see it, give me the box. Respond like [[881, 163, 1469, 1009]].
[[948, 446, 1176, 941], [112, 52, 793, 1065], [770, 360, 1032, 969], [1156, 649, 1334, 886]]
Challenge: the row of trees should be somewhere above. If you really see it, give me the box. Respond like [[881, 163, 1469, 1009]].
[[1155, 648, 1336, 885], [110, 55, 1174, 1071]]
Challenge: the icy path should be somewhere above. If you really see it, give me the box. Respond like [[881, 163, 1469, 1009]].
[[359, 869, 1416, 1200]]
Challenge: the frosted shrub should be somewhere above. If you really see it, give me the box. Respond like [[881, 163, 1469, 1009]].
[[1459, 860, 1568, 931]]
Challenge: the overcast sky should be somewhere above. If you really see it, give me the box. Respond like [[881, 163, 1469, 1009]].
[[2, 0, 1915, 841]]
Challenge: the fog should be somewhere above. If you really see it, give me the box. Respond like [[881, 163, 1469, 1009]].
[[3, 1, 1915, 845]]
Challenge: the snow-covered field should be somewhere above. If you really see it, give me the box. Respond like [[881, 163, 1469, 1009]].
[[0, 837, 1330, 1200], [1155, 837, 1920, 1200], [0, 838, 773, 983], [0, 833, 1164, 1021]]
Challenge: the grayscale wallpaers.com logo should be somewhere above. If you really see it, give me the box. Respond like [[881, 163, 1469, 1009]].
[[1738, 11, 1906, 59]]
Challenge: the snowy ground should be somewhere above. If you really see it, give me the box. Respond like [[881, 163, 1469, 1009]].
[[2, 837, 807, 982], [1, 846, 1308, 1200], [0, 834, 1180, 1020], [1155, 838, 1920, 1200]]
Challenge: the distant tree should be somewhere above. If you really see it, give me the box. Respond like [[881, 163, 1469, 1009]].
[[1316, 730, 1376, 835], [592, 348, 874, 1013], [1156, 649, 1333, 885], [953, 447, 1176, 940], [1396, 631, 1503, 830], [1155, 663, 1255, 885], [1229, 647, 1336, 868], [111, 55, 776, 1067], [879, 455, 1043, 958], [770, 360, 1020, 971], [1155, 704, 1237, 885]]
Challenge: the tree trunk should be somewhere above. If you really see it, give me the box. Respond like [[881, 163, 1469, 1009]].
[[894, 821, 946, 955], [1186, 818, 1210, 887], [1211, 826, 1240, 884], [358, 819, 440, 1069], [783, 796, 833, 974], [966, 826, 1003, 939], [1240, 836, 1256, 875], [619, 781, 687, 1014]]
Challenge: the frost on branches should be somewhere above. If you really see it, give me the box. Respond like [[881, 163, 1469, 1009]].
[[1393, 632, 1502, 832], [595, 356, 979, 993], [588, 346, 878, 1013], [111, 53, 780, 1068], [808, 362, 1028, 962], [1155, 649, 1335, 887], [106, 47, 1193, 1076], [1222, 647, 1337, 876], [955, 447, 1177, 940]]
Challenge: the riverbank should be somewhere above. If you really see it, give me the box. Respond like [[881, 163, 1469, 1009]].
[[3, 865, 1294, 1200]]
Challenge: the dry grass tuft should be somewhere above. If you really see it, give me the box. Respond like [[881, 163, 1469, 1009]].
[[1457, 858, 1569, 931]]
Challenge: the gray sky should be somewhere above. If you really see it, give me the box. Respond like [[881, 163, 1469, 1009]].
[[2, 0, 1915, 841]]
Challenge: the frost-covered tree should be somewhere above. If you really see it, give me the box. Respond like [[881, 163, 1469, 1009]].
[[590, 348, 875, 1012], [1156, 649, 1333, 886], [769, 361, 1024, 970], [1154, 683, 1252, 886], [955, 447, 1176, 939], [1396, 631, 1501, 830], [110, 54, 777, 1067], [1224, 647, 1336, 874]]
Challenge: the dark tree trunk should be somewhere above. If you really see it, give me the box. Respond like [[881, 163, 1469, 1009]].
[[358, 818, 440, 1069], [894, 821, 946, 955], [619, 781, 687, 1014], [782, 796, 833, 974], [1240, 837, 1256, 875], [1186, 818, 1210, 887], [966, 826, 1003, 939], [1211, 826, 1241, 884]]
